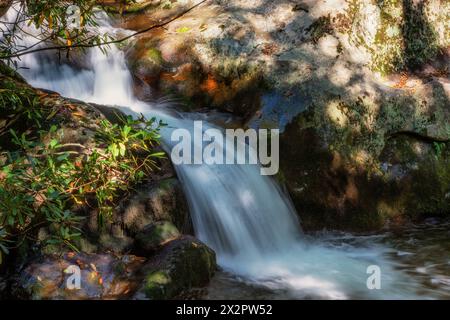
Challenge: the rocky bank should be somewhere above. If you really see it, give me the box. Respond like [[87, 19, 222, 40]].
[[120, 0, 449, 230], [0, 62, 216, 300]]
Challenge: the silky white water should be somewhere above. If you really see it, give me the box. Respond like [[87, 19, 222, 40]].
[[3, 7, 423, 299]]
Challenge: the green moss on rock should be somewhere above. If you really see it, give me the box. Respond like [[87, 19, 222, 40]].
[[136, 221, 181, 252], [140, 236, 216, 299], [347, 0, 449, 74]]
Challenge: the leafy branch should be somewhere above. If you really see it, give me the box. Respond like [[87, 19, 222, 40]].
[[0, 0, 209, 60]]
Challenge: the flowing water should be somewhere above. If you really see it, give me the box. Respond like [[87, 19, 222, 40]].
[[3, 7, 450, 299]]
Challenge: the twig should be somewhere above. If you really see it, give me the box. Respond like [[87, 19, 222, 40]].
[[1, 0, 209, 59]]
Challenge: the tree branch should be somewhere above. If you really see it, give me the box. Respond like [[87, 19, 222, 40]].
[[0, 0, 209, 59]]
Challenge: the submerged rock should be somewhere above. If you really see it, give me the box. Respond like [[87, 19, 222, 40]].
[[12, 252, 145, 300]]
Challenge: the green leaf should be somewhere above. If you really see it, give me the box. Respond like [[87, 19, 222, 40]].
[[150, 152, 165, 158], [49, 139, 58, 149], [119, 142, 126, 157]]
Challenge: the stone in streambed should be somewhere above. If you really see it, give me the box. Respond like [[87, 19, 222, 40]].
[[11, 252, 145, 300], [136, 236, 216, 300]]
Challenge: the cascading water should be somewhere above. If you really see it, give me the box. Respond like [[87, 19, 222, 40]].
[[3, 6, 424, 299]]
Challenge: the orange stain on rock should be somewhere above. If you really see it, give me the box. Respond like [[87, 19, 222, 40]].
[[200, 74, 219, 93]]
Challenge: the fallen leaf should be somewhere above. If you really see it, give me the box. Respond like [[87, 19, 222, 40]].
[[176, 26, 191, 33], [392, 73, 408, 89]]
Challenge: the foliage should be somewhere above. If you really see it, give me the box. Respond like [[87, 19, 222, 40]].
[[433, 142, 446, 160], [0, 0, 131, 61], [0, 110, 165, 261], [0, 78, 42, 138]]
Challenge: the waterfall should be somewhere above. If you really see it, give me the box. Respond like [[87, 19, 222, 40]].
[[2, 6, 421, 299]]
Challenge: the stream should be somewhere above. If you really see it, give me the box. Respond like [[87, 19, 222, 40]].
[[5, 7, 450, 300]]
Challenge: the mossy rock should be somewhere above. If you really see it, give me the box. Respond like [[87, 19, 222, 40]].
[[99, 0, 158, 14], [280, 85, 450, 231], [138, 236, 216, 299], [121, 178, 193, 235], [136, 221, 181, 252], [347, 0, 449, 74]]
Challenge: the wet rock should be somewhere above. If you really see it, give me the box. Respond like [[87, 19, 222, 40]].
[[120, 178, 193, 234], [136, 221, 181, 253], [135, 236, 216, 299], [12, 252, 145, 300]]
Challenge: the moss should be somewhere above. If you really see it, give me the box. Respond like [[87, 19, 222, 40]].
[[141, 237, 216, 299], [145, 47, 164, 65], [281, 87, 450, 231], [136, 221, 180, 252], [102, 1, 157, 14], [371, 0, 405, 74], [402, 0, 441, 69], [347, 0, 447, 74], [143, 271, 171, 299], [406, 145, 450, 218]]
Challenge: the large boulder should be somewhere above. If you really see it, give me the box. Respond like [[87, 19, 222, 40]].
[[135, 236, 216, 299], [280, 79, 450, 231], [123, 0, 268, 118], [121, 0, 449, 231], [119, 178, 193, 235]]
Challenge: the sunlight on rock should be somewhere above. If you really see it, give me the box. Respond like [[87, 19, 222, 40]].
[[318, 35, 340, 58], [326, 101, 348, 127]]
